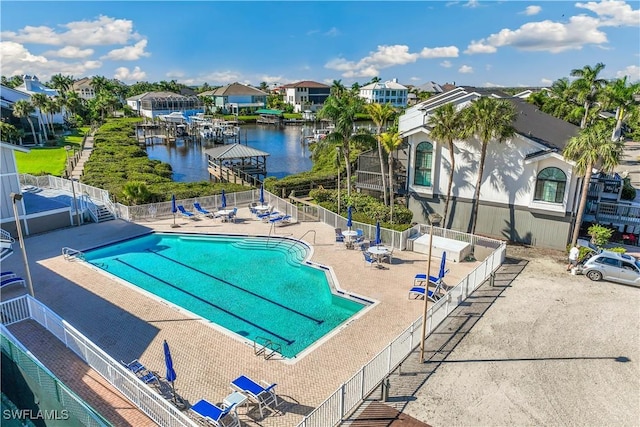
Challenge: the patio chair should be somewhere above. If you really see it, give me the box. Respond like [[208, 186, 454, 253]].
[[194, 202, 213, 218], [230, 375, 279, 418], [121, 359, 159, 386], [363, 252, 378, 268], [408, 280, 445, 302], [335, 228, 344, 243], [228, 207, 238, 223], [1, 271, 16, 281], [381, 248, 394, 264], [190, 399, 239, 427], [1, 276, 26, 289], [177, 205, 195, 219]]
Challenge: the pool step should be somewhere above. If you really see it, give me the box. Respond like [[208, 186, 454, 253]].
[[231, 238, 307, 265]]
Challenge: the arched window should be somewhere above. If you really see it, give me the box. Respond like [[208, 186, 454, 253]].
[[534, 167, 566, 203], [414, 141, 433, 187]]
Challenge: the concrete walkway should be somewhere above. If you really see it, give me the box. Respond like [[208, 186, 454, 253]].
[[70, 131, 94, 180]]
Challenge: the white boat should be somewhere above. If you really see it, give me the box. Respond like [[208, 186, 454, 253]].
[[158, 112, 188, 123]]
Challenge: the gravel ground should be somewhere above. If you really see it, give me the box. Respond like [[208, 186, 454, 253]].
[[405, 244, 640, 426]]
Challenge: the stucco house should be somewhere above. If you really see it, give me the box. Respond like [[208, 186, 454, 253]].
[[72, 77, 96, 101], [359, 79, 408, 108], [125, 92, 203, 119], [1, 85, 45, 145], [200, 83, 267, 115], [398, 86, 581, 249], [282, 81, 331, 112]]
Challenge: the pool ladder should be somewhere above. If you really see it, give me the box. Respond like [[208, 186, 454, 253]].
[[62, 247, 85, 261], [253, 336, 282, 360]]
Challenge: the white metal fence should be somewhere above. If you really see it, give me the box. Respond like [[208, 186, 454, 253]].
[[0, 296, 198, 427], [296, 242, 507, 427]]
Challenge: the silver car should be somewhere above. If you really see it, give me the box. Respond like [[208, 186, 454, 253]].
[[580, 250, 640, 286]]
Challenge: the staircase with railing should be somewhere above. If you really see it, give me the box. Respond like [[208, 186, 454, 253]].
[[1, 229, 15, 262]]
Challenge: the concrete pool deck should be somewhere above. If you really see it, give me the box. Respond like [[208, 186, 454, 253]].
[[1, 211, 480, 426]]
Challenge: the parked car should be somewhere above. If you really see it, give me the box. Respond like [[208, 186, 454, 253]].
[[579, 250, 640, 286]]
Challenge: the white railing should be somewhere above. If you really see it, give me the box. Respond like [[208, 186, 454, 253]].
[[296, 242, 507, 427], [1, 228, 15, 243], [0, 295, 198, 427], [1, 325, 111, 427], [116, 189, 298, 224]]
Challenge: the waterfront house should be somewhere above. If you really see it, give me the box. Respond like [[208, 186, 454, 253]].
[[200, 83, 267, 115], [358, 79, 409, 108], [125, 91, 203, 119], [282, 80, 331, 112], [0, 84, 46, 145], [72, 77, 96, 101], [398, 86, 582, 249]]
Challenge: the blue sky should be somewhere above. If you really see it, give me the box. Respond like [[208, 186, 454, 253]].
[[1, 1, 638, 88]]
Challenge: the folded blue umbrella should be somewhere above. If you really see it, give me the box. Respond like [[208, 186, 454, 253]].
[[375, 221, 381, 246], [221, 189, 227, 208], [347, 206, 353, 230], [260, 185, 265, 205]]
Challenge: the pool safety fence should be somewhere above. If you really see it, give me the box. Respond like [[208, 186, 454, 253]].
[[1, 325, 112, 427], [296, 241, 507, 427], [116, 188, 299, 224], [0, 296, 199, 427]]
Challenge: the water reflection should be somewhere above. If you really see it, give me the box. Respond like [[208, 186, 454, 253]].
[[144, 124, 315, 182]]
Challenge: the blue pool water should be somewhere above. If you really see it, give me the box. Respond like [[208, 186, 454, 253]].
[[83, 233, 365, 358]]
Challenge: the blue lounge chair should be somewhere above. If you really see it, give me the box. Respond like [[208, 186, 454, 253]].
[[1, 271, 16, 281], [194, 202, 213, 218], [363, 252, 378, 268], [1, 276, 26, 289], [269, 215, 291, 225], [335, 228, 345, 243], [230, 375, 278, 418], [121, 359, 158, 385], [190, 399, 238, 427], [408, 280, 444, 302], [177, 205, 195, 219]]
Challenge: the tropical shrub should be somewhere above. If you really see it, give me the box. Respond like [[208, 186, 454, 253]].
[[587, 223, 614, 247]]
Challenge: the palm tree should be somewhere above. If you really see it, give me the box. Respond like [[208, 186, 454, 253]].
[[570, 63, 607, 129], [427, 103, 464, 226], [0, 122, 20, 144], [564, 122, 624, 246], [462, 97, 517, 235], [318, 91, 367, 197], [12, 99, 38, 145], [199, 95, 213, 115], [601, 76, 640, 141], [30, 93, 50, 140], [49, 73, 74, 93], [330, 80, 345, 96], [365, 102, 396, 205], [380, 131, 403, 222]]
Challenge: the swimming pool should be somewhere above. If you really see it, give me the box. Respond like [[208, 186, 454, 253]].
[[83, 232, 366, 358]]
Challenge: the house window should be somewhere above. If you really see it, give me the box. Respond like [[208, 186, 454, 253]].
[[414, 141, 433, 187], [534, 167, 566, 203]]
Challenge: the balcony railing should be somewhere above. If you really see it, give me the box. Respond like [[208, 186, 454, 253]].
[[355, 171, 407, 194]]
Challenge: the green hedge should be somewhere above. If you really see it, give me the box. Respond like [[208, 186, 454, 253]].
[[82, 118, 245, 204]]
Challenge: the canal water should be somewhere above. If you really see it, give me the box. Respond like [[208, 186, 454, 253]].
[[144, 124, 315, 182]]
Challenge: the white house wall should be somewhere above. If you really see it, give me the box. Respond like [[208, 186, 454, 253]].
[[406, 131, 579, 215]]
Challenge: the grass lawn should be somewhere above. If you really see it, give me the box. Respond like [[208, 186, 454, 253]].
[[16, 127, 89, 176]]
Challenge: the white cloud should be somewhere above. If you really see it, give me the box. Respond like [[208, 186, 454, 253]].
[[464, 0, 480, 8], [166, 71, 186, 79], [410, 76, 422, 82], [440, 60, 453, 68], [45, 46, 94, 59], [1, 16, 141, 46], [465, 15, 607, 54], [541, 78, 554, 85], [102, 40, 150, 61], [419, 46, 459, 58], [484, 82, 505, 87], [459, 65, 473, 73], [576, 0, 640, 26], [114, 66, 146, 82], [523, 5, 542, 16], [325, 27, 340, 37], [326, 44, 459, 78], [199, 71, 242, 85], [260, 75, 284, 84], [0, 41, 101, 80], [616, 65, 640, 81], [464, 1, 639, 55]]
